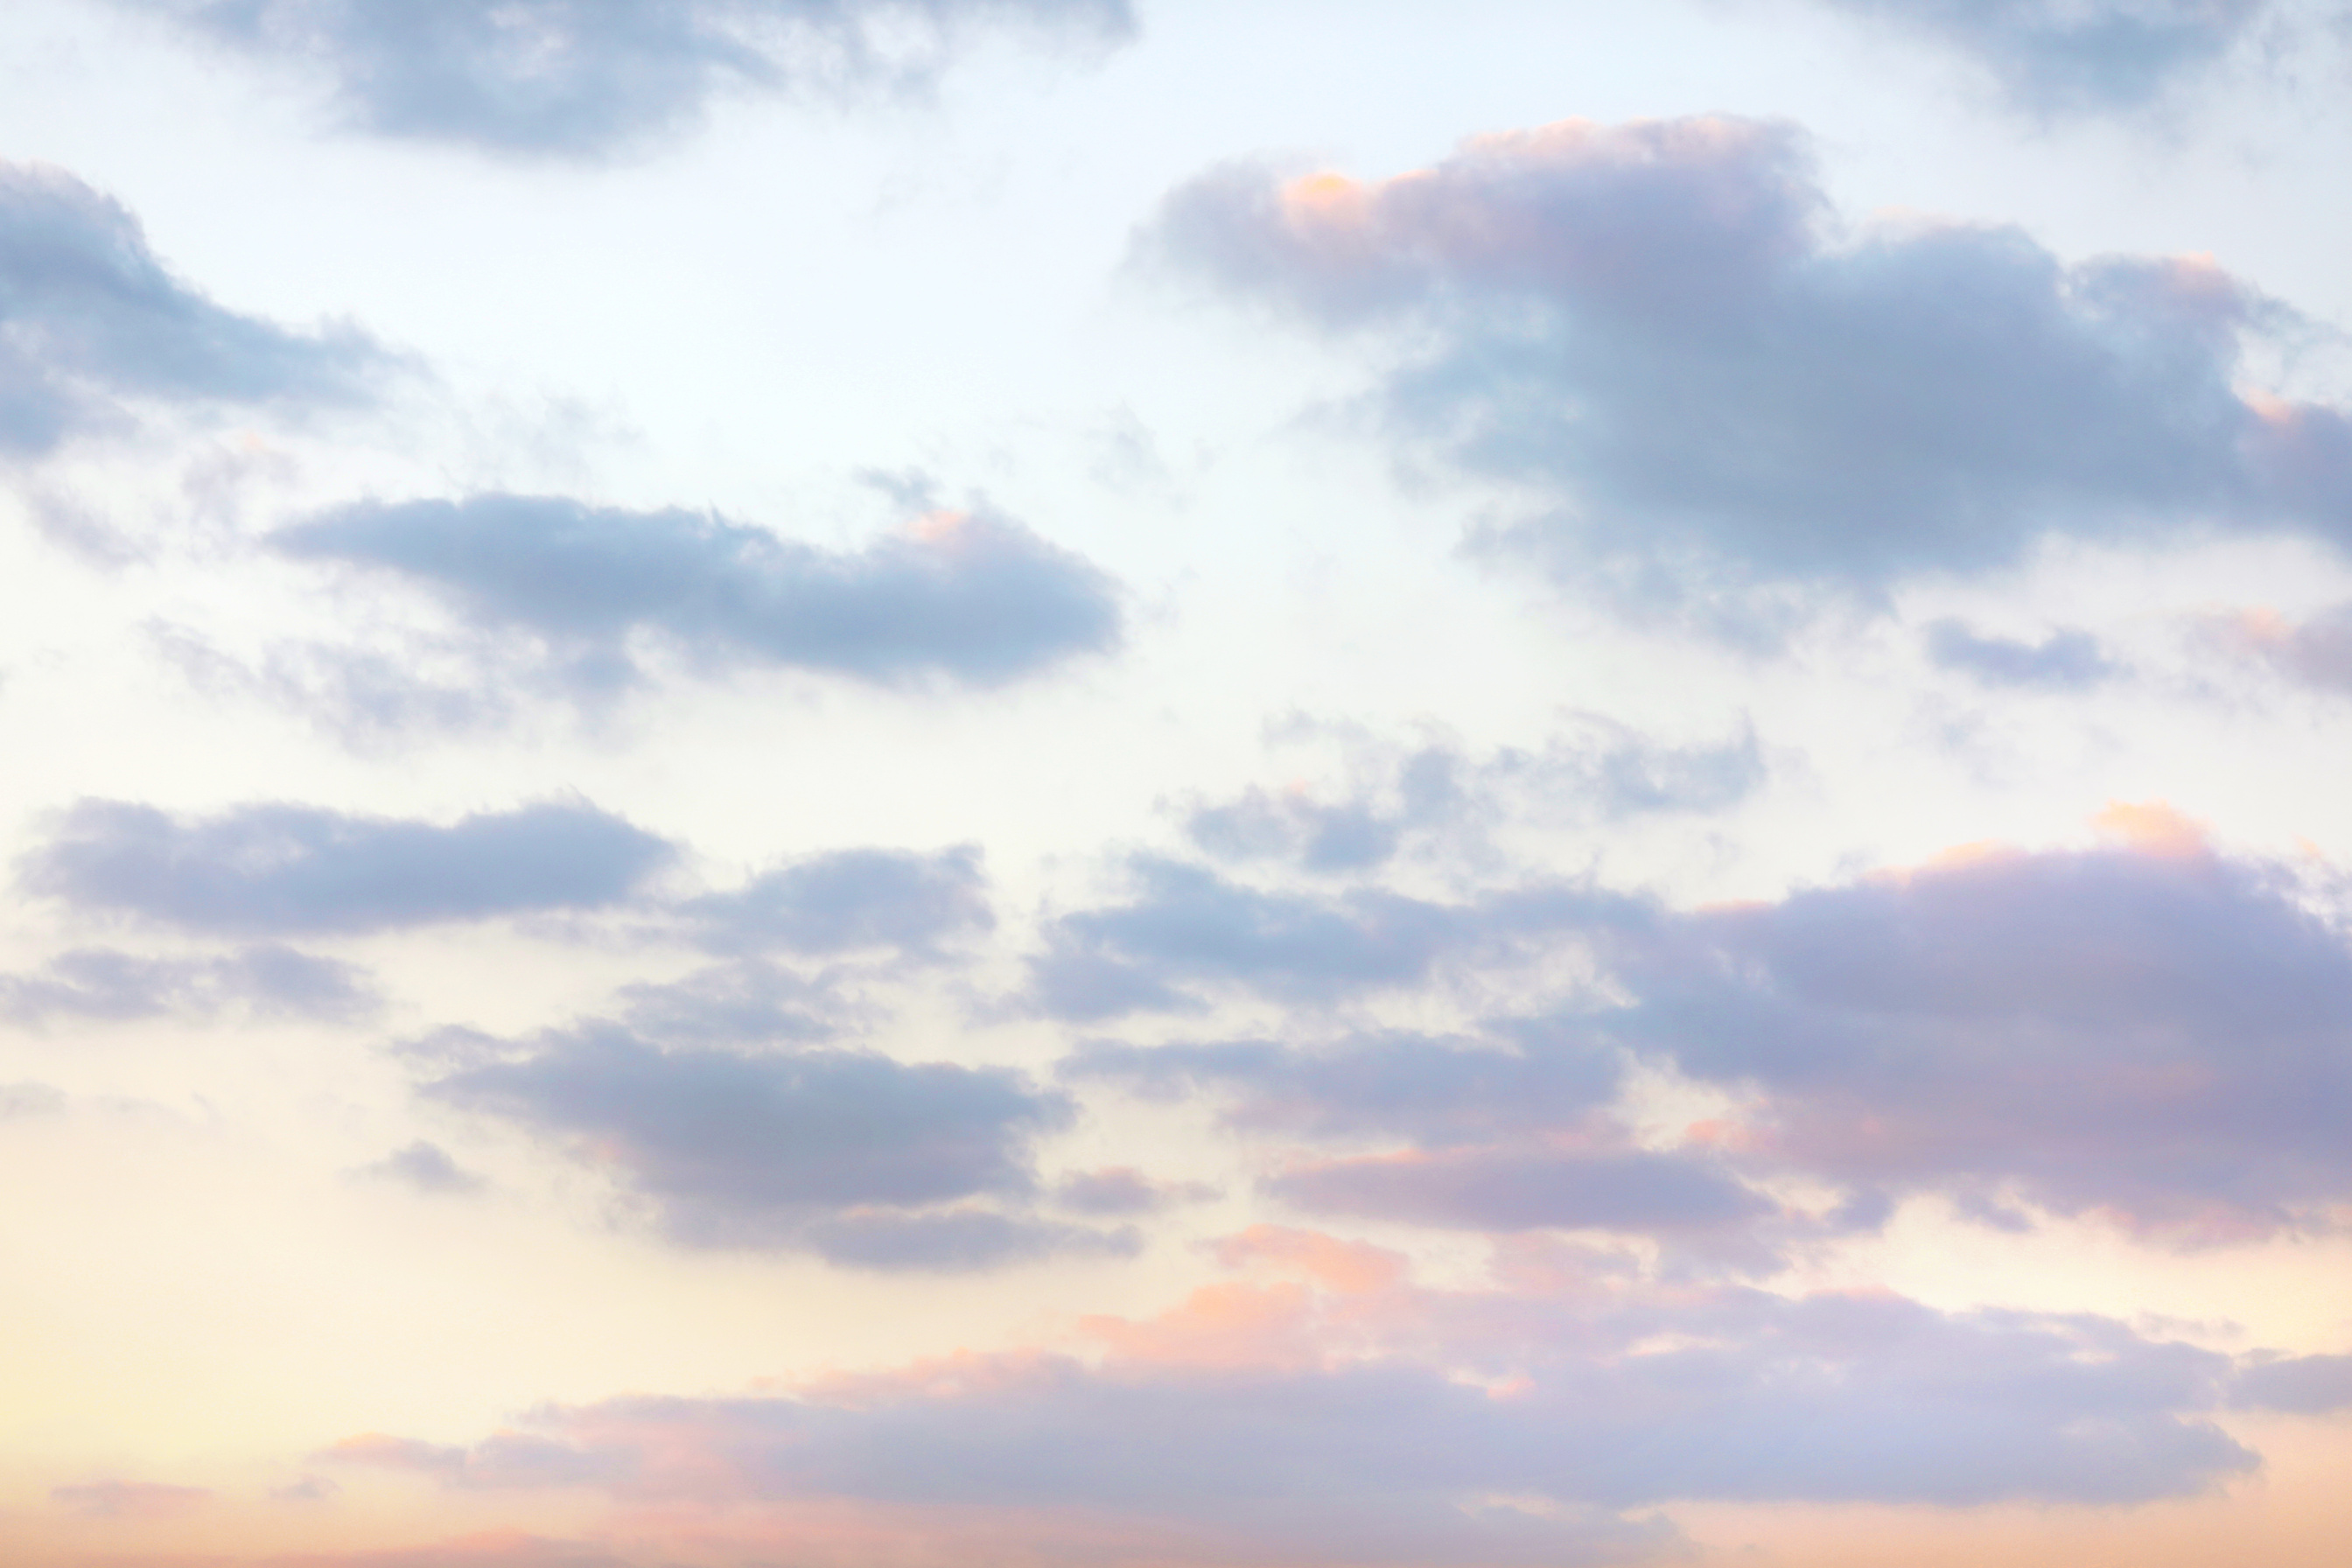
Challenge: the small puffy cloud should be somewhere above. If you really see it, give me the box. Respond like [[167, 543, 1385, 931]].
[[123, 0, 1135, 159], [2231, 1352, 2352, 1413], [682, 845, 993, 957], [0, 160, 388, 456], [1146, 117, 2352, 606], [1925, 619, 2119, 688], [0, 943, 376, 1025], [354, 1140, 486, 1195], [270, 495, 1123, 701], [1819, 0, 2270, 113], [51, 1479, 212, 1519], [21, 797, 674, 935], [426, 1026, 1110, 1269]]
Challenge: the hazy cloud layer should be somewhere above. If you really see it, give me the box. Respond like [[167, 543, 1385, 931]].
[[0, 943, 374, 1025], [428, 1026, 1118, 1268], [2232, 1352, 2352, 1413], [273, 494, 1123, 697], [1148, 116, 2352, 604], [50, 1480, 213, 1519], [0, 160, 386, 455], [1820, 0, 2270, 111], [354, 1140, 486, 1195], [1267, 1146, 1774, 1235], [2218, 603, 2352, 695], [125, 0, 1135, 158], [23, 798, 673, 935], [325, 1236, 2260, 1565]]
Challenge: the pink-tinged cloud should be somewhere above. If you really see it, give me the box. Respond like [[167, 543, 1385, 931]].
[[307, 1231, 2265, 1566], [1144, 116, 2352, 600]]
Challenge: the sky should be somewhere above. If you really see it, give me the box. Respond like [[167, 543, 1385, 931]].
[[3, 0, 2352, 1564]]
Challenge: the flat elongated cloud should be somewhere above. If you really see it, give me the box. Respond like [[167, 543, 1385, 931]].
[[321, 1238, 2258, 1565], [1266, 1146, 1774, 1234], [428, 1026, 1119, 1268], [273, 495, 1123, 695], [0, 161, 386, 454], [23, 798, 672, 935], [1147, 117, 2352, 601], [2232, 1352, 2352, 1413], [122, 0, 1135, 158], [682, 845, 992, 956], [1820, 0, 2269, 112], [0, 943, 374, 1024], [51, 1480, 212, 1519]]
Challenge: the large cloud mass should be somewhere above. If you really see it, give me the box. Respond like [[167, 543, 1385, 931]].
[[273, 495, 1124, 696], [1146, 116, 2352, 603], [123, 0, 1135, 158], [0, 161, 386, 455]]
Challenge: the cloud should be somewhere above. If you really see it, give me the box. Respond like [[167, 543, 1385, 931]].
[[2231, 1352, 2352, 1413], [1265, 1146, 1774, 1235], [682, 846, 993, 957], [1146, 116, 2352, 607], [0, 1082, 66, 1120], [271, 495, 1123, 701], [1606, 828, 2352, 1236], [0, 161, 388, 457], [320, 1236, 2258, 1565], [1818, 0, 2270, 112], [1065, 1029, 1622, 1144], [21, 797, 674, 935], [0, 943, 376, 1025], [1184, 724, 1762, 876], [426, 1026, 1113, 1268], [354, 1140, 486, 1195], [50, 1480, 213, 1519], [123, 0, 1135, 159], [2216, 603, 2352, 695], [1051, 1166, 1220, 1216], [610, 959, 844, 1046], [1925, 619, 2120, 687], [1030, 858, 1638, 1019]]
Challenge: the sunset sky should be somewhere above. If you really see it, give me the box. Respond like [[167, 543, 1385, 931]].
[[4, 2, 2352, 1564]]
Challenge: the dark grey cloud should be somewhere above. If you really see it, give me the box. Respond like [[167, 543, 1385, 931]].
[[1926, 619, 2119, 687], [2231, 1352, 2352, 1413], [22, 797, 673, 936], [427, 1026, 1109, 1269], [271, 494, 1122, 698], [1606, 836, 2352, 1236], [348, 1284, 2254, 1567], [1821, 0, 2270, 112], [1147, 117, 2352, 606], [354, 1140, 486, 1195], [1065, 1029, 1622, 1145], [126, 0, 1135, 159], [0, 161, 388, 456], [682, 845, 992, 957], [1031, 858, 1639, 1020], [0, 943, 375, 1025]]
